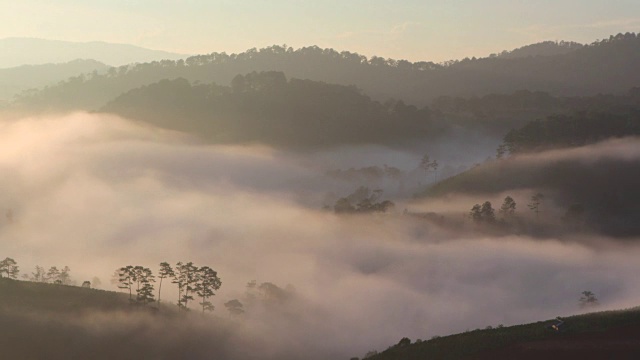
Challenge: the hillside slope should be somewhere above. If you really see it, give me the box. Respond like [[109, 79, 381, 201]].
[[99, 74, 435, 149], [0, 59, 109, 101], [418, 138, 640, 237], [370, 306, 640, 360], [0, 278, 243, 360]]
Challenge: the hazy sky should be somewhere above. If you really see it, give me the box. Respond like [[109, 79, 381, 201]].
[[2, 1, 639, 61]]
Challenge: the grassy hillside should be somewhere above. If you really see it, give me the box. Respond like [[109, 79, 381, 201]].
[[369, 306, 640, 360], [0, 277, 129, 313], [3, 278, 640, 359], [0, 278, 240, 360]]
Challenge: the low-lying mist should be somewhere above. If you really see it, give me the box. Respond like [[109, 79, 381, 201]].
[[1, 113, 640, 359]]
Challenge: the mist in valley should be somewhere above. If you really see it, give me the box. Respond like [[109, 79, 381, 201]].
[[1, 113, 639, 359]]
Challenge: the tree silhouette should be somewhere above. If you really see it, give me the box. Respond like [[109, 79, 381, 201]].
[[58, 266, 71, 285], [173, 262, 199, 310], [528, 193, 544, 218], [46, 266, 60, 283], [420, 155, 439, 183], [196, 266, 222, 314], [132, 266, 155, 305], [116, 266, 134, 301], [579, 290, 599, 308], [31, 265, 46, 282], [470, 201, 496, 224], [499, 196, 516, 219], [224, 299, 244, 316], [157, 262, 175, 304], [0, 257, 19, 279]]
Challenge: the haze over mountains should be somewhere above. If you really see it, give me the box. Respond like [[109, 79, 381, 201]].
[[9, 33, 640, 116], [0, 37, 187, 68], [0, 59, 109, 102], [2, 31, 640, 360]]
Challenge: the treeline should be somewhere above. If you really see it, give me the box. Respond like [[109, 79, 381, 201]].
[[11, 33, 640, 112], [100, 72, 434, 149], [115, 262, 221, 313], [0, 255, 302, 319], [0, 258, 76, 285], [331, 186, 395, 214]]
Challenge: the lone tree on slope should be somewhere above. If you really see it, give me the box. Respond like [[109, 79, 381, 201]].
[[0, 257, 19, 279]]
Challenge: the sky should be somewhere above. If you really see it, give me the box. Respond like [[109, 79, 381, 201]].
[[1, 0, 639, 62]]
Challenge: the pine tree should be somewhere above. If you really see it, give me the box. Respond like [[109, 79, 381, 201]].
[[499, 196, 516, 219], [173, 262, 199, 310], [117, 265, 134, 301], [528, 193, 544, 218], [157, 262, 175, 305], [0, 257, 19, 279], [132, 266, 155, 305], [196, 266, 222, 314], [46, 266, 60, 283]]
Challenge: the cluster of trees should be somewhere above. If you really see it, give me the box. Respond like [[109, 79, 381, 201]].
[[333, 186, 395, 214], [115, 261, 222, 313], [0, 258, 78, 285], [469, 194, 543, 224], [26, 265, 72, 284]]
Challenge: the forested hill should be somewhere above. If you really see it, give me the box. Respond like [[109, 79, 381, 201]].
[[0, 59, 109, 102], [12, 33, 640, 112], [100, 72, 435, 149]]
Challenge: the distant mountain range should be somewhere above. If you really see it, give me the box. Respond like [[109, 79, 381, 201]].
[[0, 37, 187, 68], [10, 33, 640, 112]]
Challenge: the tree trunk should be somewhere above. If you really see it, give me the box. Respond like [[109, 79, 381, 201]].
[[157, 277, 163, 304]]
